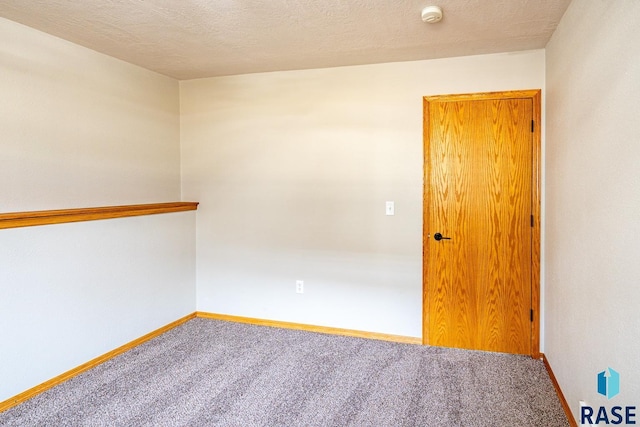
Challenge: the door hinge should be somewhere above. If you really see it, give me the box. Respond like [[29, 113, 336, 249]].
[[531, 215, 534, 227], [530, 309, 534, 322], [531, 120, 535, 132]]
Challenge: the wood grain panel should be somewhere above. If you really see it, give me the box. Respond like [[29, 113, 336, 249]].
[[531, 91, 542, 358], [429, 101, 478, 350], [0, 202, 199, 230], [423, 90, 541, 103], [424, 91, 539, 355], [476, 98, 532, 354]]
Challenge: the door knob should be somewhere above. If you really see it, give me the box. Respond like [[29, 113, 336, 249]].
[[433, 232, 451, 241]]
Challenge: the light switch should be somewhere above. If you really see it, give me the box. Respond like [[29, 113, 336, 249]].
[[386, 201, 395, 216]]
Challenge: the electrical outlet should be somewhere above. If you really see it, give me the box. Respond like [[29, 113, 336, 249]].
[[296, 280, 304, 294]]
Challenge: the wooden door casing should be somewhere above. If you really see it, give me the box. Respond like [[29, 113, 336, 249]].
[[422, 90, 541, 356]]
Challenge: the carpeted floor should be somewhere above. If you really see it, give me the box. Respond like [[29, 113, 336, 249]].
[[0, 318, 569, 426]]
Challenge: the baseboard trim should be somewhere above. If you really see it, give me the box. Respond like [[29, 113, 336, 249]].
[[195, 311, 422, 345], [0, 312, 197, 413], [1, 312, 572, 425], [542, 353, 577, 427]]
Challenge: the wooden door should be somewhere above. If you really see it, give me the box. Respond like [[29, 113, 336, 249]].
[[423, 91, 541, 356]]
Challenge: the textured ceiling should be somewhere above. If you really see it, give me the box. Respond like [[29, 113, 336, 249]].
[[0, 0, 571, 80]]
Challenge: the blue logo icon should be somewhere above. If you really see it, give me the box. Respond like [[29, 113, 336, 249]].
[[598, 367, 620, 399]]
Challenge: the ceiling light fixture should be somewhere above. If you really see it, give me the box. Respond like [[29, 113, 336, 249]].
[[421, 5, 443, 23]]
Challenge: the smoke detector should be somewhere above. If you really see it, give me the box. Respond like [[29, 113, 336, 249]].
[[421, 5, 443, 23]]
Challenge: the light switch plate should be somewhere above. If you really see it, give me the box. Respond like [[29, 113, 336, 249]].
[[386, 201, 394, 216]]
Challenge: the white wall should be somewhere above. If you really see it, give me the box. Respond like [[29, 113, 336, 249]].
[[0, 17, 180, 212], [0, 213, 196, 402], [545, 0, 640, 419], [181, 51, 545, 338], [0, 18, 195, 402]]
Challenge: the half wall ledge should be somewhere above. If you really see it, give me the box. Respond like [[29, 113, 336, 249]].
[[0, 202, 199, 230]]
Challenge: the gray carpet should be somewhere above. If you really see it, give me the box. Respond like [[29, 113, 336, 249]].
[[0, 318, 569, 426]]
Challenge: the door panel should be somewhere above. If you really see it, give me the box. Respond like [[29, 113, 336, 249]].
[[424, 95, 533, 355]]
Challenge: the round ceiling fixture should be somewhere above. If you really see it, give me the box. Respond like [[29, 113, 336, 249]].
[[421, 5, 443, 23]]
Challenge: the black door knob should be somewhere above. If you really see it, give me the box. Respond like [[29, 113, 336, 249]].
[[433, 232, 451, 241]]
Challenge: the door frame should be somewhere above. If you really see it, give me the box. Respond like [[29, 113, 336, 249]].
[[422, 89, 542, 357]]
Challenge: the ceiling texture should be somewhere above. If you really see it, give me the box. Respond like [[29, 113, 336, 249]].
[[0, 0, 571, 80]]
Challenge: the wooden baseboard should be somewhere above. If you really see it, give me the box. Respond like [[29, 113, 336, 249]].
[[195, 311, 422, 345], [542, 353, 577, 427], [0, 312, 197, 413], [1, 311, 571, 427]]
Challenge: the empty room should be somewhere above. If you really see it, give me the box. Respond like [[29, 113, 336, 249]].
[[1, 0, 638, 426]]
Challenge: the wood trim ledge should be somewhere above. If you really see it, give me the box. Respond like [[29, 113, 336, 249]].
[[196, 312, 423, 345], [0, 202, 199, 230], [542, 354, 578, 427], [0, 313, 197, 413]]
